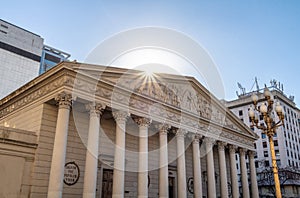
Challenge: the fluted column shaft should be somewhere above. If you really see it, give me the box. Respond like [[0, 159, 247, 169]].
[[218, 142, 228, 198], [48, 93, 72, 198], [192, 135, 202, 198], [176, 129, 187, 198], [249, 151, 259, 198], [240, 148, 250, 198], [112, 111, 129, 198], [229, 145, 239, 198], [83, 103, 105, 198], [134, 117, 152, 198], [205, 137, 216, 198], [158, 124, 170, 198]]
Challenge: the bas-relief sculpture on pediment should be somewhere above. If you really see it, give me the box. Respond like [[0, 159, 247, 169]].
[[74, 73, 252, 137]]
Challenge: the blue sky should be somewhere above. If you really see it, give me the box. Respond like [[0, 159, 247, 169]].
[[2, 0, 300, 106]]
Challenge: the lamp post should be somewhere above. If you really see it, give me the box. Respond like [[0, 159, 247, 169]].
[[248, 87, 284, 198]]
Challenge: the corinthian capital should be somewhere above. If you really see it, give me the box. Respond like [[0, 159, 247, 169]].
[[193, 134, 203, 144], [228, 145, 238, 153], [112, 110, 129, 122], [217, 141, 227, 151], [203, 137, 215, 146], [86, 102, 106, 117], [239, 148, 247, 156], [174, 128, 187, 138], [248, 150, 256, 158], [55, 92, 72, 109], [155, 123, 171, 135], [133, 116, 152, 128]]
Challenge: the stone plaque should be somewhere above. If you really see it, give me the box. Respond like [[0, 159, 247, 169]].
[[64, 161, 80, 186]]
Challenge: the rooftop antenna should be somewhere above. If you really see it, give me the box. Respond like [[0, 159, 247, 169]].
[[255, 77, 259, 92], [237, 82, 246, 96]]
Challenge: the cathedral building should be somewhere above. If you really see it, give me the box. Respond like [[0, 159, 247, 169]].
[[0, 62, 258, 198]]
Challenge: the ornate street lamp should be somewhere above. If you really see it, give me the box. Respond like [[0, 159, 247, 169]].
[[248, 87, 284, 198]]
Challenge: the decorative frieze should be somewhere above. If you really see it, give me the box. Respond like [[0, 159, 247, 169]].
[[0, 75, 70, 117]]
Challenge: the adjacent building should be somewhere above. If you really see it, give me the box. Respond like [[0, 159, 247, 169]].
[[0, 19, 44, 98], [226, 81, 300, 197], [0, 19, 69, 99], [39, 45, 70, 74], [0, 62, 259, 197]]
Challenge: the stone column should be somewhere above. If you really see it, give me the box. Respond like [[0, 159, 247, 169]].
[[134, 117, 152, 198], [218, 142, 228, 198], [192, 134, 203, 198], [83, 103, 106, 198], [204, 137, 216, 198], [112, 111, 129, 198], [48, 92, 72, 198], [249, 151, 259, 198], [239, 148, 250, 198], [175, 129, 187, 198], [228, 145, 239, 198], [157, 124, 171, 198]]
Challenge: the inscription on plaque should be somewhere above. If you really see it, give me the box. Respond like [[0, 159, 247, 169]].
[[64, 161, 80, 186]]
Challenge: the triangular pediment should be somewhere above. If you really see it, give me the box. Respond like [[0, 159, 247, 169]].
[[70, 63, 257, 140]]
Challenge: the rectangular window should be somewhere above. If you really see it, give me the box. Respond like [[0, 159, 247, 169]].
[[0, 30, 7, 34], [265, 161, 270, 167], [274, 140, 278, 146], [277, 160, 281, 167], [263, 142, 267, 148], [262, 133, 266, 139], [239, 110, 243, 116], [264, 151, 268, 157], [0, 24, 8, 28]]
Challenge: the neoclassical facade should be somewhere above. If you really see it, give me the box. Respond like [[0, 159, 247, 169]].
[[0, 62, 259, 198]]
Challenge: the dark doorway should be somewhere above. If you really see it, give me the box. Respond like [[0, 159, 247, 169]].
[[102, 169, 113, 198], [169, 177, 175, 198]]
